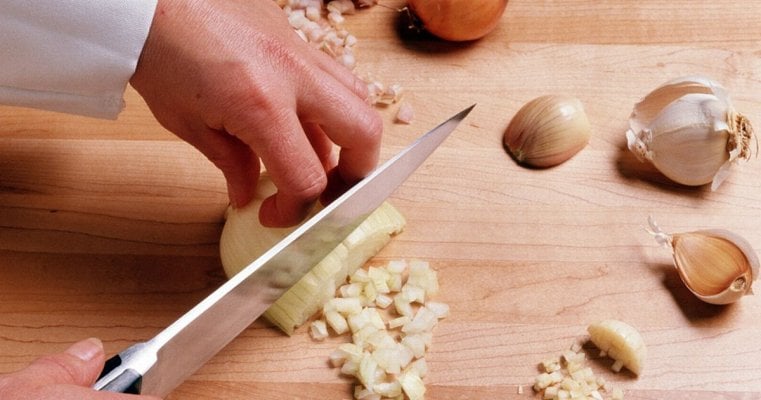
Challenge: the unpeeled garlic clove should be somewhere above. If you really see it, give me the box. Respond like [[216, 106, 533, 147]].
[[648, 217, 758, 305], [626, 76, 754, 190], [503, 95, 591, 168]]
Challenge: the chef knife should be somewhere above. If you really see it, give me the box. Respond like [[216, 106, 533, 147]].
[[93, 104, 474, 396]]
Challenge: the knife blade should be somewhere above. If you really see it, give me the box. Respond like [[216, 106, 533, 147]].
[[93, 104, 474, 396]]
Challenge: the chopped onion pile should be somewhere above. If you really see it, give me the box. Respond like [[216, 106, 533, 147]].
[[533, 343, 625, 400], [278, 0, 361, 69], [277, 0, 410, 115], [310, 259, 447, 400]]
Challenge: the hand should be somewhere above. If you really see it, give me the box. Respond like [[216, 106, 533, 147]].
[[131, 0, 383, 227], [0, 338, 161, 400]]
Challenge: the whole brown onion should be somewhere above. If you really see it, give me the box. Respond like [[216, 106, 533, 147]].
[[407, 0, 508, 41]]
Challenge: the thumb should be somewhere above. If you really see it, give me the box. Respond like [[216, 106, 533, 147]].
[[24, 338, 106, 387]]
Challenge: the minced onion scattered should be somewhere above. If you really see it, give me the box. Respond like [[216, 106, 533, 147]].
[[277, 0, 410, 113], [311, 259, 447, 400]]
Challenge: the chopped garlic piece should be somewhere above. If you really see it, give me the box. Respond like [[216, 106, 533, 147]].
[[396, 102, 415, 124], [533, 343, 626, 400]]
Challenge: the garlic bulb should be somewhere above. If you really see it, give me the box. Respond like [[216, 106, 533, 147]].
[[648, 217, 758, 305], [503, 95, 592, 168], [626, 76, 754, 190]]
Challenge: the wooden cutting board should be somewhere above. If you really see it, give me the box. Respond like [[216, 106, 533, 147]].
[[1, 1, 760, 398]]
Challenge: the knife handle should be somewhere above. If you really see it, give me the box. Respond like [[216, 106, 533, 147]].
[[96, 354, 143, 393]]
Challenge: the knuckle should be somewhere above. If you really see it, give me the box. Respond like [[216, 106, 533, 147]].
[[290, 169, 328, 201], [357, 110, 383, 148], [366, 111, 384, 140]]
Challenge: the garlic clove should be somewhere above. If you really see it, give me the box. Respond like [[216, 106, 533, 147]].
[[626, 76, 753, 190], [648, 218, 758, 305], [587, 319, 646, 375], [503, 95, 591, 168], [627, 76, 730, 136]]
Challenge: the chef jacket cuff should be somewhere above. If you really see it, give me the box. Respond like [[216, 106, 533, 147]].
[[0, 0, 159, 119]]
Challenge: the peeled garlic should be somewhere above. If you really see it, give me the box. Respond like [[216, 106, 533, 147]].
[[648, 217, 759, 304], [503, 95, 591, 168], [626, 76, 754, 190], [587, 319, 646, 376]]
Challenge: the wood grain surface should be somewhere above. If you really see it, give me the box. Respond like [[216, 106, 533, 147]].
[[1, 1, 761, 398]]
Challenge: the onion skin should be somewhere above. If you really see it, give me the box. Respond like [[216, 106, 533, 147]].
[[408, 0, 508, 42]]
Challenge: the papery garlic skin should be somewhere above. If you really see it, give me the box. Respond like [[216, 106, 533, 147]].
[[626, 76, 753, 190], [648, 217, 758, 305]]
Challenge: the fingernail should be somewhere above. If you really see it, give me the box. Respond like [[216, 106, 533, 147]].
[[65, 338, 103, 362]]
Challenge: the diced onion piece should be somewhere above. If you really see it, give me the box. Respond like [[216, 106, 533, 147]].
[[316, 259, 445, 399], [372, 348, 402, 375], [402, 306, 438, 334], [375, 294, 393, 309], [353, 387, 380, 400], [357, 353, 379, 390], [405, 358, 428, 378], [310, 319, 329, 341], [387, 315, 410, 329], [340, 282, 363, 298], [386, 259, 407, 274], [327, 297, 363, 316], [330, 343, 362, 368], [368, 267, 391, 294], [341, 359, 359, 376], [402, 285, 426, 304], [397, 344, 414, 369], [366, 330, 396, 350], [408, 260, 439, 296], [399, 371, 426, 400], [401, 334, 427, 359], [351, 269, 371, 284], [373, 380, 402, 397], [393, 293, 414, 317], [325, 310, 349, 335]]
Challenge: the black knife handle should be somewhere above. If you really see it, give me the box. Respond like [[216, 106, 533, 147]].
[[96, 354, 143, 394]]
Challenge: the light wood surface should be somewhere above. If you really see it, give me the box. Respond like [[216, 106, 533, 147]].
[[2, 1, 761, 398]]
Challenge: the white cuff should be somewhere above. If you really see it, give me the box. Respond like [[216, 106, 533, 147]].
[[0, 0, 158, 119]]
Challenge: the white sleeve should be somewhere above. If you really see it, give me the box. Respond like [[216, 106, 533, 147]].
[[0, 0, 158, 119]]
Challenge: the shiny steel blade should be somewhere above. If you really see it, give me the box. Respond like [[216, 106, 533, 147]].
[[94, 104, 474, 396]]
